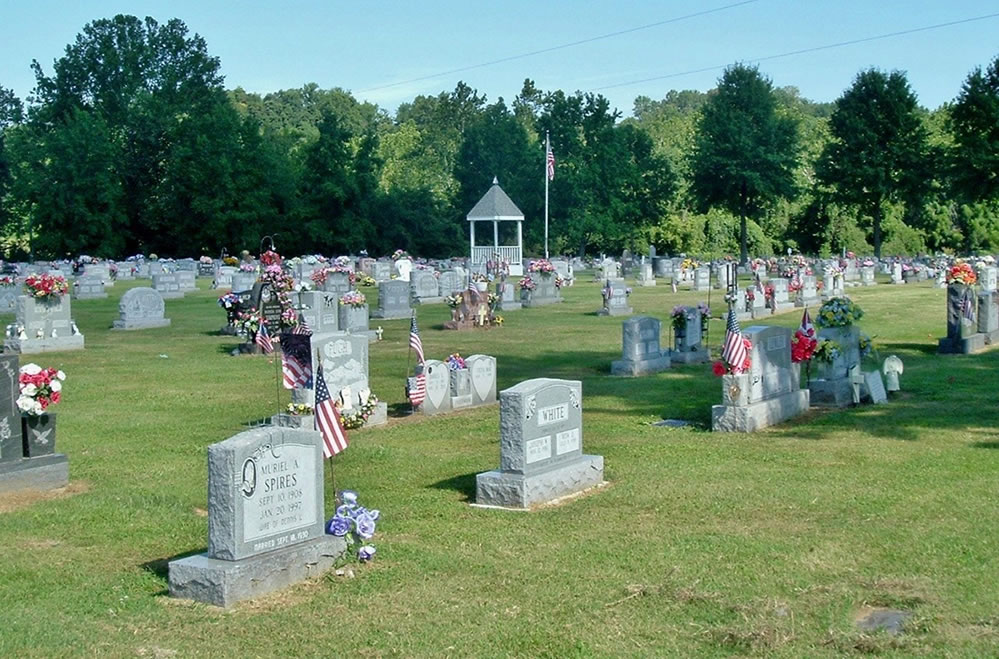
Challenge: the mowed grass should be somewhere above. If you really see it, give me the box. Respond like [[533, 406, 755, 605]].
[[1, 274, 998, 657]]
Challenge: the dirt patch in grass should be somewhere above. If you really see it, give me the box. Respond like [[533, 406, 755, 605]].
[[0, 480, 89, 513]]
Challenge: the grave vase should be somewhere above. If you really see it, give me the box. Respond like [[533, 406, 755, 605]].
[[21, 412, 56, 457]]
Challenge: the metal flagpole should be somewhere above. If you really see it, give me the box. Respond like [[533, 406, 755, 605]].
[[273, 328, 282, 416], [405, 310, 415, 415], [544, 131, 550, 260]]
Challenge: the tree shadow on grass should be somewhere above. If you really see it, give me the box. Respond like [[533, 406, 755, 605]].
[[429, 472, 478, 502], [971, 441, 999, 449]]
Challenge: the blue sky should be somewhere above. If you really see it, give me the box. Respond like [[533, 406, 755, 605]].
[[2, 1, 997, 115]]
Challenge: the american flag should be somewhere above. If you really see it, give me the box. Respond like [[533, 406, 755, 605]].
[[315, 363, 348, 458], [255, 320, 274, 354], [722, 307, 748, 373], [408, 373, 427, 407], [799, 308, 815, 338], [546, 140, 555, 181], [280, 332, 312, 389], [409, 314, 425, 363], [962, 294, 976, 322], [292, 313, 312, 335]]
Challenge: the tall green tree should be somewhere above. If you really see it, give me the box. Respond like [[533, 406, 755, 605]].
[[816, 68, 931, 257], [689, 64, 800, 264], [949, 55, 999, 205], [0, 86, 24, 246]]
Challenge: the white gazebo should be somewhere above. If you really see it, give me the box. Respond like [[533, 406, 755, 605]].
[[467, 177, 524, 276]]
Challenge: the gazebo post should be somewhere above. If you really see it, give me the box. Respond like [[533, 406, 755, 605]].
[[493, 220, 499, 253], [470, 221, 476, 262]]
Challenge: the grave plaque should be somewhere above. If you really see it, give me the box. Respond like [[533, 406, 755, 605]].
[[611, 316, 670, 375], [167, 426, 345, 607], [476, 378, 603, 508], [112, 287, 171, 330]]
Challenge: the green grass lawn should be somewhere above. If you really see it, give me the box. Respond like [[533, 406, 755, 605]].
[[2, 275, 998, 657]]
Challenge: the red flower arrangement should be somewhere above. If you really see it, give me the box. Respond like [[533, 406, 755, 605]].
[[24, 273, 69, 300], [260, 250, 283, 267], [791, 329, 817, 363], [947, 263, 977, 286]]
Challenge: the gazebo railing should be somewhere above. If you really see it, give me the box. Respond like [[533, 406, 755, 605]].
[[471, 245, 521, 265]]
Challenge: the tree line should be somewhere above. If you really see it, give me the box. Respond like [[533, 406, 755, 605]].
[[0, 15, 997, 261]]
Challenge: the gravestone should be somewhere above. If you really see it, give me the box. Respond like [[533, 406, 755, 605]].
[[465, 354, 498, 406], [214, 266, 235, 289], [323, 271, 352, 296], [796, 275, 820, 307], [494, 281, 521, 311], [437, 271, 462, 296], [809, 325, 864, 406], [135, 262, 151, 277], [521, 274, 562, 307], [72, 277, 108, 300], [693, 267, 710, 292], [0, 354, 69, 494], [411, 270, 443, 304], [712, 325, 809, 432], [978, 291, 999, 344], [636, 262, 655, 287], [770, 278, 794, 312], [111, 287, 170, 330], [938, 283, 986, 354], [716, 265, 730, 291], [83, 263, 112, 286], [475, 378, 604, 509], [414, 359, 452, 416], [671, 307, 709, 364], [337, 302, 377, 342], [251, 282, 284, 331], [176, 270, 197, 292], [891, 262, 903, 284], [551, 259, 573, 286], [0, 286, 17, 312], [598, 281, 632, 316], [290, 332, 387, 425], [148, 261, 164, 276], [653, 257, 672, 278], [443, 288, 494, 330], [4, 296, 84, 354], [152, 273, 184, 299], [981, 266, 998, 293], [167, 426, 345, 607], [293, 290, 339, 334], [394, 257, 413, 282], [611, 316, 670, 376], [116, 262, 136, 280], [860, 267, 875, 286], [371, 280, 412, 320], [371, 261, 392, 282], [198, 260, 216, 278], [231, 272, 257, 293]]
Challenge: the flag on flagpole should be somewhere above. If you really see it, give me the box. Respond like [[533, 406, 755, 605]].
[[722, 307, 747, 372], [409, 314, 425, 363], [408, 373, 427, 407], [799, 308, 815, 338], [315, 363, 348, 458], [255, 320, 274, 354], [962, 294, 976, 322], [546, 140, 555, 181], [281, 332, 313, 389], [292, 314, 312, 335]]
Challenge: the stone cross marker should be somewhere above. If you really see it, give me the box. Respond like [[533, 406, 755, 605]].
[[476, 378, 604, 509], [112, 287, 170, 330], [167, 426, 346, 607]]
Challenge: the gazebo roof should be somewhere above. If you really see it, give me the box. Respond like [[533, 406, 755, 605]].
[[466, 177, 524, 221]]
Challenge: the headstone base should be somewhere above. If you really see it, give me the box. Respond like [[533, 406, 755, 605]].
[[73, 292, 108, 300], [365, 402, 388, 427], [497, 301, 522, 311], [772, 302, 795, 313], [0, 454, 69, 494], [521, 296, 562, 308], [475, 455, 604, 509], [636, 279, 656, 287], [982, 329, 999, 345], [711, 390, 810, 432], [808, 378, 855, 407], [598, 306, 632, 317], [271, 413, 314, 429], [938, 334, 986, 355], [4, 335, 85, 354], [669, 347, 710, 365], [611, 353, 670, 376], [413, 297, 445, 305], [348, 329, 380, 343], [158, 291, 185, 299], [795, 296, 821, 308], [111, 319, 171, 331], [370, 310, 411, 320], [167, 535, 347, 608]]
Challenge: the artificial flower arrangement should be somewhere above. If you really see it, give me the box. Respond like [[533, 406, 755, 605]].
[[261, 264, 294, 293], [791, 329, 817, 363], [471, 273, 489, 283], [340, 291, 367, 308], [527, 259, 556, 274], [487, 292, 500, 307], [862, 259, 875, 267], [357, 274, 376, 287], [236, 309, 262, 336], [554, 275, 566, 288], [816, 297, 864, 328], [712, 337, 752, 376], [338, 391, 380, 430], [671, 305, 688, 331], [680, 258, 698, 271], [391, 249, 410, 261], [223, 256, 239, 266], [238, 263, 257, 273], [493, 315, 504, 325], [764, 284, 775, 302], [446, 353, 466, 370], [824, 263, 844, 275], [788, 279, 802, 293], [812, 339, 841, 363], [17, 363, 65, 416], [217, 292, 242, 322], [280, 307, 299, 328], [518, 276, 537, 292], [286, 403, 313, 416], [859, 333, 875, 360], [310, 268, 330, 287], [947, 262, 977, 286], [325, 490, 378, 563], [260, 250, 282, 266], [199, 255, 213, 265], [697, 302, 710, 332], [444, 294, 462, 308], [24, 273, 69, 300], [0, 275, 16, 287]]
